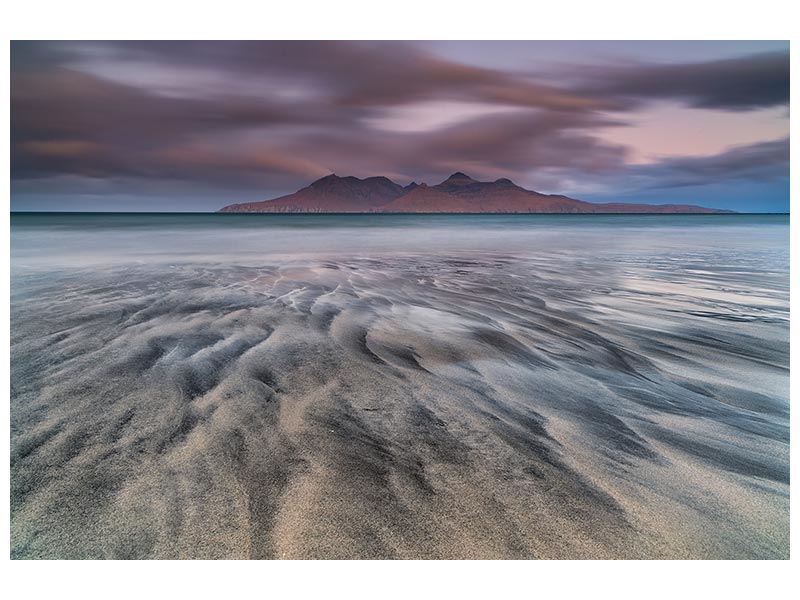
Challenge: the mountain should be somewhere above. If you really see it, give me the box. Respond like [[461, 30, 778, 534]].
[[219, 172, 733, 214], [381, 172, 594, 213], [219, 174, 406, 213]]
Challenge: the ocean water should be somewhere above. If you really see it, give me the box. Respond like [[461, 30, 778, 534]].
[[10, 213, 790, 558], [10, 212, 790, 267]]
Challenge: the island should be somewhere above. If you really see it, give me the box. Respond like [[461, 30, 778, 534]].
[[219, 172, 734, 214]]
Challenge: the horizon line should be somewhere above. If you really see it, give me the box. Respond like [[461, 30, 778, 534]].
[[10, 211, 789, 216]]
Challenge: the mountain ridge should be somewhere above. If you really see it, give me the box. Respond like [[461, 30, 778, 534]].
[[218, 173, 735, 214]]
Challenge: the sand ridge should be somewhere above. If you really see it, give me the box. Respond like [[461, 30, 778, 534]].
[[10, 245, 789, 559]]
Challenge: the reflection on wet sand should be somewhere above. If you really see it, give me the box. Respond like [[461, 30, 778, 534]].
[[10, 214, 789, 558], [11, 243, 788, 559]]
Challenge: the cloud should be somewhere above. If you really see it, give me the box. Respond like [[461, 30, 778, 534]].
[[10, 66, 331, 184], [10, 41, 628, 189], [9, 41, 791, 209], [541, 137, 790, 200], [577, 51, 790, 111], [60, 41, 610, 111], [632, 137, 790, 189]]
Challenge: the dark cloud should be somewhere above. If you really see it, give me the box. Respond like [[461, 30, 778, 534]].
[[632, 137, 790, 189], [51, 41, 611, 111], [10, 41, 625, 188], [291, 110, 630, 184], [542, 137, 790, 202], [11, 64, 335, 185], [577, 51, 790, 111], [9, 41, 790, 209], [12, 65, 320, 144]]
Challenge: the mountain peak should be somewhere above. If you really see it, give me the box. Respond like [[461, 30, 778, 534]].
[[437, 172, 477, 190], [445, 172, 474, 181], [310, 173, 340, 186]]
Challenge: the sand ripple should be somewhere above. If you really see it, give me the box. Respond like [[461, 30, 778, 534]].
[[10, 250, 789, 558]]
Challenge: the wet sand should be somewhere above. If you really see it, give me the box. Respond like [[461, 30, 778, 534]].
[[10, 216, 789, 559]]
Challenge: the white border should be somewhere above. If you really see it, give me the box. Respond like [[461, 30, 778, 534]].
[[2, 1, 796, 598]]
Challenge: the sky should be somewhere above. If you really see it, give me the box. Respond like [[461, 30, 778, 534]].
[[10, 40, 790, 212]]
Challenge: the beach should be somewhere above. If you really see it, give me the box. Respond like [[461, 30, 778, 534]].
[[10, 214, 790, 559]]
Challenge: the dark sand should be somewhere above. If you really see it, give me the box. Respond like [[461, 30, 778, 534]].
[[10, 216, 789, 559]]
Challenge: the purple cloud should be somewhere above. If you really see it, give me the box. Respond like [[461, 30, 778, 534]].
[[9, 41, 790, 210]]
